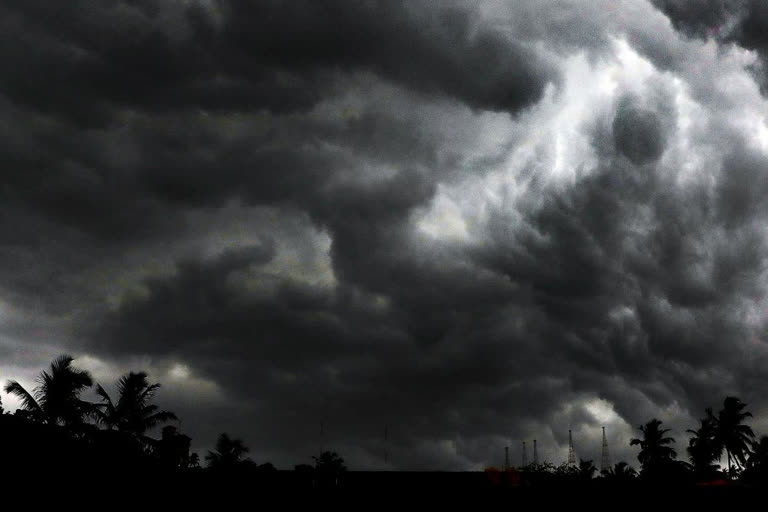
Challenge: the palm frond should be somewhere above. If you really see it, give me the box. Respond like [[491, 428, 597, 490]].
[[95, 384, 116, 410], [4, 380, 44, 420], [50, 354, 75, 374], [144, 410, 178, 429], [138, 382, 161, 403]]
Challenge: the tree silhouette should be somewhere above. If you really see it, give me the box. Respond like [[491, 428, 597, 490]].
[[95, 371, 177, 441], [600, 461, 638, 484], [687, 409, 721, 477], [155, 425, 191, 469], [578, 458, 597, 480], [742, 435, 768, 482], [313, 450, 347, 473], [612, 461, 637, 479], [312, 450, 347, 488], [554, 461, 579, 479], [205, 433, 251, 469], [630, 418, 677, 476], [715, 396, 754, 477], [4, 354, 93, 428]]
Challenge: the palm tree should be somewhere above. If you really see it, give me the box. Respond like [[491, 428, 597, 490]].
[[94, 371, 176, 440], [205, 433, 251, 469], [687, 409, 721, 476], [743, 435, 768, 480], [630, 418, 677, 475], [4, 354, 93, 428], [715, 396, 754, 477]]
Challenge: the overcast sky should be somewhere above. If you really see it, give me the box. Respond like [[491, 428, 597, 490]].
[[4, 0, 768, 471]]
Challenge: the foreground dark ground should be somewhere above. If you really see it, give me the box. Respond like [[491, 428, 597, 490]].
[[11, 469, 766, 508]]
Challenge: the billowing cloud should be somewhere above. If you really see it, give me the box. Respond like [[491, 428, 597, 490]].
[[3, 0, 768, 471]]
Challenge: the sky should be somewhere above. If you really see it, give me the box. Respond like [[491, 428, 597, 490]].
[[3, 0, 768, 471]]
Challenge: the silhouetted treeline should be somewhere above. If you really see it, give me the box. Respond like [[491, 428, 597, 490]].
[[505, 396, 768, 491], [3, 355, 768, 497], [0, 355, 286, 487]]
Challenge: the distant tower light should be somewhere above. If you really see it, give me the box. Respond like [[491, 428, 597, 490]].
[[533, 439, 539, 465]]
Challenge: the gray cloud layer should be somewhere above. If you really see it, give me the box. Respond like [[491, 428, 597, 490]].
[[3, 0, 768, 470]]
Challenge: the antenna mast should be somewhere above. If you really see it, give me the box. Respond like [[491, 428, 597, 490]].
[[600, 426, 611, 473], [568, 429, 576, 466], [522, 441, 528, 467], [384, 425, 388, 466]]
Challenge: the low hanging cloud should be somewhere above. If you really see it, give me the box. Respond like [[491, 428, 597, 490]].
[[3, 0, 768, 470]]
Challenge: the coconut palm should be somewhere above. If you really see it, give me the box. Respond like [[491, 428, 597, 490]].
[[94, 371, 176, 439], [715, 396, 754, 477], [687, 409, 721, 476], [743, 435, 768, 480], [630, 418, 677, 475], [205, 433, 251, 469], [4, 354, 93, 427]]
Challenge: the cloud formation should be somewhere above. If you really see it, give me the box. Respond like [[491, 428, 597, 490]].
[[3, 0, 768, 470]]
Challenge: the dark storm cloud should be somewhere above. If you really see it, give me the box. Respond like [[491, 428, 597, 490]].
[[0, 0, 321, 124], [472, 91, 768, 439], [221, 0, 556, 112], [0, 0, 559, 467], [0, 0, 555, 127], [652, 0, 744, 38], [4, 0, 768, 470], [87, 236, 537, 468], [654, 0, 768, 87]]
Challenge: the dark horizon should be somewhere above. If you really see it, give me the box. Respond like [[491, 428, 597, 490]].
[[2, 354, 763, 478], [4, 0, 768, 472]]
